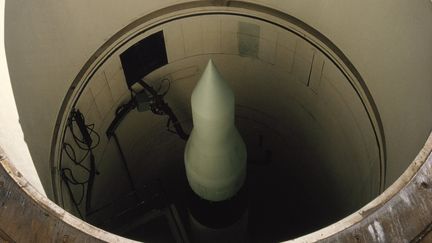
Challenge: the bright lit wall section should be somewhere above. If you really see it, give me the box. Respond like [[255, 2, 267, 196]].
[[53, 13, 383, 241]]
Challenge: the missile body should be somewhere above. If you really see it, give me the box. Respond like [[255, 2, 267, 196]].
[[184, 60, 247, 202]]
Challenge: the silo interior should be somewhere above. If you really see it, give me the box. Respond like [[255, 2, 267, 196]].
[[3, 1, 432, 243]]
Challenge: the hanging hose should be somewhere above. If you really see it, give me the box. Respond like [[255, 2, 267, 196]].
[[60, 109, 100, 218]]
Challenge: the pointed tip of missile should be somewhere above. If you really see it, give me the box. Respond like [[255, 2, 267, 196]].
[[191, 60, 234, 119], [199, 59, 225, 88]]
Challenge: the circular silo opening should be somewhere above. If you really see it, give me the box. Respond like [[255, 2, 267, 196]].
[[52, 5, 385, 242]]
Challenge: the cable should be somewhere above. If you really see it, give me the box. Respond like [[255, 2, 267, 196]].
[[67, 111, 100, 150], [85, 152, 96, 214], [61, 169, 84, 219], [63, 143, 91, 172], [60, 109, 100, 218], [137, 79, 189, 140], [61, 168, 87, 202], [156, 77, 171, 96]]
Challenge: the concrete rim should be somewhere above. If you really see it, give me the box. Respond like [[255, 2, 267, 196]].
[[1, 132, 430, 241], [1, 1, 427, 242]]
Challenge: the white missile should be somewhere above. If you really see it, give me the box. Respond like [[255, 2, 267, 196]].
[[184, 60, 247, 202]]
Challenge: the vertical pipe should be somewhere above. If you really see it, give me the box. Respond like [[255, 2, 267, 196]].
[[112, 133, 138, 194]]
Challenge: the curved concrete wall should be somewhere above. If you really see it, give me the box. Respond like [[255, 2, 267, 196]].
[[5, 0, 432, 199], [0, 1, 44, 195], [0, 131, 431, 242], [5, 0, 185, 198], [55, 10, 381, 222], [1, 0, 432, 242], [258, 0, 432, 188]]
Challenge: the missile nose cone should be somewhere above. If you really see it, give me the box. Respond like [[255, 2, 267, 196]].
[[184, 60, 247, 202], [191, 60, 234, 121]]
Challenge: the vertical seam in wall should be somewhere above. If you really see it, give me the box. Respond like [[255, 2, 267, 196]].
[[307, 52, 315, 87]]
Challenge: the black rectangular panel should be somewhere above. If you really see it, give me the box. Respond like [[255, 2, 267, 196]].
[[120, 31, 168, 87]]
